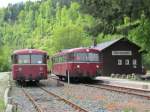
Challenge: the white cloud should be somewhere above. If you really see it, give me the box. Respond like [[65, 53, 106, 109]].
[[0, 0, 39, 8]]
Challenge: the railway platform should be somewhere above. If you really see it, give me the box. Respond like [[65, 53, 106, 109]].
[[96, 76, 150, 90]]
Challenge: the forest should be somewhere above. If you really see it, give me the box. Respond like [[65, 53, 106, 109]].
[[0, 0, 150, 71]]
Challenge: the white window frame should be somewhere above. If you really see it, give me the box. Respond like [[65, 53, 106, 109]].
[[133, 59, 137, 65], [117, 59, 122, 65], [125, 59, 130, 65], [133, 65, 137, 68]]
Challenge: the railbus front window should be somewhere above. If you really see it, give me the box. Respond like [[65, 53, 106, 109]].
[[18, 55, 30, 64], [31, 55, 44, 64]]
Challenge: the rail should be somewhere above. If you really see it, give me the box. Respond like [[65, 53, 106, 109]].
[[22, 83, 89, 112], [84, 83, 150, 100], [39, 85, 89, 112], [22, 87, 44, 112]]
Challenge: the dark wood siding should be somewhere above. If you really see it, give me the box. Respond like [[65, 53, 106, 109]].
[[100, 40, 142, 76]]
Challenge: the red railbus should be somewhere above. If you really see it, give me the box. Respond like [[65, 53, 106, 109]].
[[11, 49, 49, 82], [51, 48, 102, 80]]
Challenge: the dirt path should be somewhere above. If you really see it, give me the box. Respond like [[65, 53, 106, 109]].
[[0, 72, 9, 98]]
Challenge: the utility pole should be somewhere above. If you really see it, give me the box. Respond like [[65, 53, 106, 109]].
[[93, 37, 97, 47]]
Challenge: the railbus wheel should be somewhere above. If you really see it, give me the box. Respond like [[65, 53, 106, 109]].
[[71, 77, 80, 83], [58, 76, 63, 81], [35, 80, 39, 83]]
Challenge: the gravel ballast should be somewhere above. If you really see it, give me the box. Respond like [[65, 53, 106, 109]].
[[9, 77, 150, 112], [42, 78, 150, 112], [25, 87, 79, 112], [10, 86, 37, 112]]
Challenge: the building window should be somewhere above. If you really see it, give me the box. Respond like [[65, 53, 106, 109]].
[[125, 59, 130, 65], [133, 59, 137, 65], [117, 59, 122, 65], [133, 65, 137, 68]]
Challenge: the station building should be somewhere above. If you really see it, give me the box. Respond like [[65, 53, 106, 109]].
[[92, 38, 144, 76]]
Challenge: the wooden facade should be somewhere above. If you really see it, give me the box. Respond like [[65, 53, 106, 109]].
[[93, 38, 144, 76]]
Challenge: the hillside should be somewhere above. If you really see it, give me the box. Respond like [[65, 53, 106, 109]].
[[0, 0, 150, 71]]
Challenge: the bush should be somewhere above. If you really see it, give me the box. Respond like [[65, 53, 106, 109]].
[[0, 98, 5, 111]]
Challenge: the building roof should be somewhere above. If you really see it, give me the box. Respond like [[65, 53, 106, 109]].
[[92, 38, 141, 51]]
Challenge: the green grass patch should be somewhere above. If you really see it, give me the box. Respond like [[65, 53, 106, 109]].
[[0, 98, 5, 111], [122, 108, 136, 112]]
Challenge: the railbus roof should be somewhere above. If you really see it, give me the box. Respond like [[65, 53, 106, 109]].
[[53, 47, 100, 57], [12, 49, 47, 55]]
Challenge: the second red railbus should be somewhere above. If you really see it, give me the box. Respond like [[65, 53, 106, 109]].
[[51, 48, 102, 80]]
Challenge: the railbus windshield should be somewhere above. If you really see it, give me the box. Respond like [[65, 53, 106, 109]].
[[31, 55, 44, 64], [14, 54, 46, 64], [18, 55, 30, 64]]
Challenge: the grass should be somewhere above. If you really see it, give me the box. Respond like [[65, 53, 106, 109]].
[[0, 98, 5, 111], [122, 109, 135, 112]]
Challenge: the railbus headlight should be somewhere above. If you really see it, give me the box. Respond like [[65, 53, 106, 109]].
[[40, 67, 43, 71], [18, 67, 22, 71], [77, 65, 80, 68], [96, 65, 99, 68]]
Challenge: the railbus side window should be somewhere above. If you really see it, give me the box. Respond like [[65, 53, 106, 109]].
[[60, 56, 63, 62], [64, 55, 67, 62], [73, 52, 99, 62], [68, 53, 74, 62], [74, 53, 87, 62], [58, 56, 61, 63], [56, 57, 58, 63], [62, 55, 65, 62], [54, 57, 57, 63], [61, 55, 65, 62], [88, 53, 99, 62], [57, 56, 59, 63], [58, 56, 60, 63]]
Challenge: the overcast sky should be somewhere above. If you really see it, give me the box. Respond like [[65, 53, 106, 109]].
[[0, 0, 39, 8]]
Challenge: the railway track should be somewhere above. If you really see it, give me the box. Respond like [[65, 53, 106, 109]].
[[84, 83, 150, 100], [22, 88, 43, 112], [49, 76, 150, 100], [22, 84, 88, 112]]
